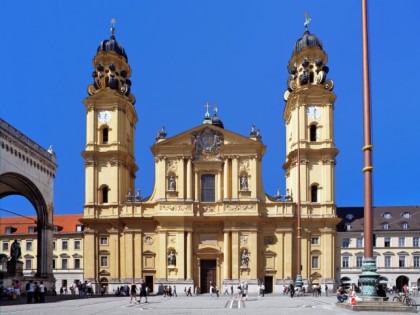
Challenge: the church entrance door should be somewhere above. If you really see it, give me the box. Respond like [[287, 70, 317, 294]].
[[200, 260, 216, 294]]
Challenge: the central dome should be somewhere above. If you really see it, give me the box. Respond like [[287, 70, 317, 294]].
[[97, 35, 128, 61]]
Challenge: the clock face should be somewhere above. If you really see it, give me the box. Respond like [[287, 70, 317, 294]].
[[307, 106, 321, 120], [98, 110, 112, 123]]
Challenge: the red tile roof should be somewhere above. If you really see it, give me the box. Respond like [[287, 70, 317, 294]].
[[0, 214, 83, 234]]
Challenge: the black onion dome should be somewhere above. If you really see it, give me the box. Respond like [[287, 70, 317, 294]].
[[294, 30, 323, 53], [97, 35, 128, 61], [211, 115, 224, 129]]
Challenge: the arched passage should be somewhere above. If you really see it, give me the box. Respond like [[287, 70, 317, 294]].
[[0, 172, 54, 277], [396, 275, 409, 292]]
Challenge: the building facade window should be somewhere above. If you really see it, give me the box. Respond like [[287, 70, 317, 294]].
[[62, 258, 68, 270], [25, 259, 32, 270], [74, 240, 81, 250], [384, 237, 391, 248], [356, 256, 363, 268], [312, 256, 319, 268], [382, 223, 389, 230], [2, 241, 9, 251], [52, 259, 56, 269], [100, 256, 108, 267], [414, 256, 420, 268], [345, 223, 352, 231], [385, 256, 392, 268], [76, 224, 83, 232], [28, 226, 35, 233], [402, 212, 411, 219], [201, 174, 215, 202], [342, 256, 349, 268], [311, 237, 319, 245], [26, 241, 33, 251], [342, 238, 350, 248], [62, 240, 68, 250], [74, 258, 81, 269], [100, 237, 108, 245], [398, 237, 405, 247], [53, 240, 56, 251], [356, 238, 363, 248], [401, 222, 409, 230], [414, 237, 420, 247], [102, 186, 109, 203], [102, 128, 109, 144], [399, 256, 405, 268], [383, 212, 392, 219], [5, 226, 12, 234], [311, 185, 318, 203], [310, 125, 317, 142]]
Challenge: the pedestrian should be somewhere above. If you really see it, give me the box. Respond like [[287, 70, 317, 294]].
[[138, 280, 148, 303], [129, 282, 137, 303], [325, 284, 328, 296], [26, 280, 34, 303], [187, 287, 192, 296], [14, 281, 21, 300], [261, 283, 265, 297], [216, 285, 219, 298], [184, 287, 187, 295], [101, 285, 106, 296], [209, 283, 214, 298], [173, 285, 177, 297], [39, 281, 45, 303], [223, 285, 229, 295], [289, 282, 295, 298], [230, 285, 233, 295], [336, 286, 347, 303], [33, 281, 40, 303]]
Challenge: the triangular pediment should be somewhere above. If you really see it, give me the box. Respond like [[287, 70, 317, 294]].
[[264, 250, 277, 256], [142, 250, 156, 256], [151, 124, 266, 157]]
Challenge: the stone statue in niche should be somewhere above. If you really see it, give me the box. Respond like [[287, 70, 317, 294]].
[[240, 176, 248, 190], [241, 249, 249, 267], [168, 250, 176, 266], [168, 176, 176, 191]]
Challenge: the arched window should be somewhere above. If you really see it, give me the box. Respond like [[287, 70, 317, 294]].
[[311, 185, 318, 203], [102, 128, 109, 144], [102, 186, 109, 203], [310, 125, 317, 142]]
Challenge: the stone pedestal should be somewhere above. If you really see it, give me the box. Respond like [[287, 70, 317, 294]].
[[7, 260, 23, 276]]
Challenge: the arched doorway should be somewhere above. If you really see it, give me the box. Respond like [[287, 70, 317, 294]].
[[0, 172, 54, 277], [396, 275, 409, 292], [100, 277, 109, 295]]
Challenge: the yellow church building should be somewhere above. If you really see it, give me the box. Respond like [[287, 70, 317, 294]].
[[81, 22, 341, 294]]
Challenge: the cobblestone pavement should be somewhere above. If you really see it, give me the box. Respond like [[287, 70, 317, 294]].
[[1, 293, 419, 315]]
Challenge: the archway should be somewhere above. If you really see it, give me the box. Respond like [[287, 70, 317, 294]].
[[396, 275, 409, 292], [0, 172, 53, 277]]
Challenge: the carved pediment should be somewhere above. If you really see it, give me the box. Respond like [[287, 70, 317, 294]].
[[192, 127, 224, 161], [99, 269, 110, 276]]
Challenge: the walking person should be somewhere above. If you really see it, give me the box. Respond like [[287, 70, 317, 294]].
[[223, 285, 229, 295], [289, 282, 295, 298], [26, 280, 34, 304], [129, 282, 137, 303], [216, 285, 219, 298], [230, 285, 233, 296], [173, 285, 177, 297], [209, 283, 214, 298], [14, 281, 21, 300], [325, 284, 328, 296], [187, 287, 192, 296], [138, 280, 148, 303], [39, 281, 46, 303], [261, 283, 265, 297]]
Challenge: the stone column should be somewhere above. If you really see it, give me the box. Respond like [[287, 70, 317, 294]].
[[122, 231, 133, 281], [186, 158, 192, 201], [223, 158, 229, 200], [135, 231, 142, 279], [231, 231, 239, 279], [232, 158, 238, 200], [218, 170, 223, 202], [178, 157, 185, 199], [187, 231, 193, 280], [194, 171, 199, 201], [84, 230, 97, 280], [223, 231, 230, 280], [108, 230, 120, 280]]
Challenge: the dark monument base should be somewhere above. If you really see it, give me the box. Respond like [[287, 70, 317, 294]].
[[7, 260, 23, 276]]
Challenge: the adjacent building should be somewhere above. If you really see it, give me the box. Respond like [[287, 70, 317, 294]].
[[0, 214, 84, 289], [336, 206, 420, 290]]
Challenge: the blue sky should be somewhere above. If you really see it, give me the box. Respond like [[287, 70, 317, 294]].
[[1, 0, 419, 217]]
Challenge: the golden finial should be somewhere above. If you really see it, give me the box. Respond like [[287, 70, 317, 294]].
[[110, 18, 116, 36]]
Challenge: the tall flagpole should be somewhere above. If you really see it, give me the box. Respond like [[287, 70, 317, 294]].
[[359, 0, 379, 299]]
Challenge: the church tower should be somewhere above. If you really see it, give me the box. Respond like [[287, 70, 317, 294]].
[[81, 20, 138, 282], [283, 19, 340, 284]]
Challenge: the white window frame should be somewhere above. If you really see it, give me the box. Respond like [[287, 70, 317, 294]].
[[74, 258, 81, 269], [25, 259, 32, 270], [384, 237, 391, 247], [356, 256, 363, 268], [74, 240, 81, 250], [311, 237, 319, 245], [100, 256, 108, 267], [398, 237, 405, 247], [342, 256, 349, 268], [2, 241, 9, 251], [311, 256, 319, 268], [399, 256, 405, 268], [26, 241, 33, 251], [385, 256, 392, 268], [356, 238, 363, 248], [100, 237, 108, 246], [62, 240, 68, 250], [62, 258, 68, 270]]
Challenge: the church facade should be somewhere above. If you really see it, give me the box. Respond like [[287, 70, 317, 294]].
[[81, 23, 340, 293]]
